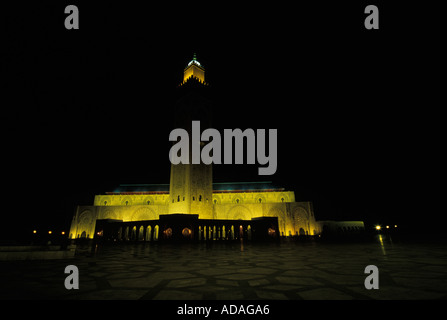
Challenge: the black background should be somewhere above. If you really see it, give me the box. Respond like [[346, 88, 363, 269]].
[[3, 1, 444, 240]]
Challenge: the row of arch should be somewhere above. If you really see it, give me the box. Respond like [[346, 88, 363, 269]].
[[99, 196, 166, 206], [197, 225, 252, 241], [73, 227, 311, 241], [96, 224, 262, 242], [103, 199, 156, 206], [116, 225, 160, 241]]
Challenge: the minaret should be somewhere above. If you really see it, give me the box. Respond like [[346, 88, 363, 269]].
[[168, 55, 213, 219]]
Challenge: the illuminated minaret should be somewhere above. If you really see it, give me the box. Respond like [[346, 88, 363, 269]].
[[169, 55, 213, 219], [182, 53, 205, 84]]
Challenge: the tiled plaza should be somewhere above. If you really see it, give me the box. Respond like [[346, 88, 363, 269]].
[[1, 237, 447, 300]]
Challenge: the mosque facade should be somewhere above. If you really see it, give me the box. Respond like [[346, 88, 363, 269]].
[[68, 55, 362, 242]]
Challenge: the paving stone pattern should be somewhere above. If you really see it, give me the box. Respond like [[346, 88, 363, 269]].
[[1, 240, 447, 300]]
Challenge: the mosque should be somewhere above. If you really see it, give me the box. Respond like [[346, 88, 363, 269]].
[[68, 55, 364, 242]]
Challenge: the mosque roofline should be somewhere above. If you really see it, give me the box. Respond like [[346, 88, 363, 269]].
[[104, 181, 286, 195]]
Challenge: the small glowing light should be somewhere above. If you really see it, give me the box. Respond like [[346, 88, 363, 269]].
[[61, 231, 65, 235], [48, 231, 52, 234], [375, 225, 381, 231], [33, 230, 37, 234], [386, 225, 390, 229], [394, 225, 398, 228]]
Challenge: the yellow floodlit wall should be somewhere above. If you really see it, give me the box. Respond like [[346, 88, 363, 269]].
[[70, 190, 320, 239], [183, 64, 205, 83]]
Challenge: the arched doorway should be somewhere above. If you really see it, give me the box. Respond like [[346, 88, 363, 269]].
[[124, 226, 129, 241], [131, 226, 137, 241], [146, 225, 152, 241], [154, 225, 159, 241], [138, 226, 144, 241]]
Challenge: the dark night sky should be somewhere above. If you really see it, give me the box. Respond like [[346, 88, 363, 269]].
[[3, 2, 443, 239]]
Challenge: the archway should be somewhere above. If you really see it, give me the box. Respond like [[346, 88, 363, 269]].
[[124, 226, 129, 240], [154, 225, 159, 241], [227, 205, 251, 221], [131, 226, 137, 241], [131, 207, 157, 221], [146, 225, 152, 241], [138, 226, 144, 241]]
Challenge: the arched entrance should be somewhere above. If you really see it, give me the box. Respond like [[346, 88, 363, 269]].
[[154, 225, 159, 241], [131, 226, 137, 241], [138, 226, 144, 241], [145, 225, 152, 241]]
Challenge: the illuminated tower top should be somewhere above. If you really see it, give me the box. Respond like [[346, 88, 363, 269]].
[[182, 53, 206, 84]]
